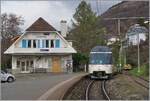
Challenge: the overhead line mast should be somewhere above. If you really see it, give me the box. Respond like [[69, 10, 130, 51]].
[[103, 16, 149, 72], [96, 0, 100, 15]]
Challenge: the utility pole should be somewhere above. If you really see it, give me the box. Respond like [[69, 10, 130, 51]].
[[117, 19, 122, 72], [137, 32, 140, 72], [103, 17, 148, 73], [96, 0, 100, 16]]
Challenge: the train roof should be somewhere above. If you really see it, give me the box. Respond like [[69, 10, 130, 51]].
[[90, 46, 111, 52]]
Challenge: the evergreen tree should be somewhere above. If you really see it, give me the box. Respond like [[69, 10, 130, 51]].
[[137, 18, 149, 29], [68, 1, 106, 54]]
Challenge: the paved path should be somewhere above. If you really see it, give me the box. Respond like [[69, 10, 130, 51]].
[[1, 73, 82, 100]]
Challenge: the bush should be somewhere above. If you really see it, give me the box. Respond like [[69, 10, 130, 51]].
[[126, 39, 148, 67], [109, 41, 120, 65], [130, 64, 148, 77], [72, 53, 89, 72]]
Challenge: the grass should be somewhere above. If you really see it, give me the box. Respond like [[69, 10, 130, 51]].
[[129, 65, 148, 78]]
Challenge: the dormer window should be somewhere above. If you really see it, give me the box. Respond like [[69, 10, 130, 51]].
[[46, 40, 49, 48], [28, 40, 31, 48], [42, 40, 45, 48], [51, 40, 54, 48], [20, 39, 61, 48], [33, 40, 37, 48], [43, 32, 49, 35]]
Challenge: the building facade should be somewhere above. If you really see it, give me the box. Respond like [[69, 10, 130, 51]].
[[126, 24, 148, 45], [4, 17, 76, 74]]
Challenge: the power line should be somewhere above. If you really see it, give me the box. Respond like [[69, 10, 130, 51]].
[[103, 17, 149, 20], [103, 16, 149, 72]]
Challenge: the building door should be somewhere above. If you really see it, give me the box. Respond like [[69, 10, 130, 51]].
[[20, 60, 30, 73], [21, 61, 26, 72], [52, 56, 61, 72]]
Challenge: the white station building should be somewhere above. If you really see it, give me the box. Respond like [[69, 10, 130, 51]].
[[4, 17, 77, 74]]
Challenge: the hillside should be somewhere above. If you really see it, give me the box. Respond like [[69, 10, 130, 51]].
[[99, 1, 149, 39]]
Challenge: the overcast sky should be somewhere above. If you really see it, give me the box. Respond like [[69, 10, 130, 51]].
[[1, 0, 122, 31]]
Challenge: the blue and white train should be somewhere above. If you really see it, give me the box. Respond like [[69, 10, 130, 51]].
[[89, 46, 113, 79]]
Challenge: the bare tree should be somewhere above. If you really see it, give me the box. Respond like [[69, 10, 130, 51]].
[[1, 13, 24, 38], [1, 13, 24, 69]]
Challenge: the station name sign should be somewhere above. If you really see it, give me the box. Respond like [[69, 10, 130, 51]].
[[40, 49, 49, 51]]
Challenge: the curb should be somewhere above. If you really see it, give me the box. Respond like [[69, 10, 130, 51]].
[[37, 73, 88, 100]]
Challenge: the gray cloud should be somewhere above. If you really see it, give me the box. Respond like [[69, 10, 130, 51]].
[[1, 0, 121, 31]]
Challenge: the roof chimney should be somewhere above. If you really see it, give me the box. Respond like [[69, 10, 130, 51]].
[[60, 20, 67, 37]]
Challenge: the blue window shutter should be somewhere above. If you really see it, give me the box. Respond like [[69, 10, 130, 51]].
[[55, 39, 60, 48], [38, 40, 40, 48], [26, 40, 28, 48], [22, 39, 27, 48]]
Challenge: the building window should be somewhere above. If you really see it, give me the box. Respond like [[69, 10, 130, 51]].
[[46, 40, 49, 48], [22, 39, 27, 48], [43, 32, 49, 35], [51, 40, 54, 48], [55, 39, 60, 48], [33, 40, 37, 48], [17, 61, 20, 68], [28, 40, 31, 48]]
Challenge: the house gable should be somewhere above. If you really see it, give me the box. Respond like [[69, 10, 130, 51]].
[[4, 18, 76, 54], [14, 32, 67, 48], [26, 17, 56, 31]]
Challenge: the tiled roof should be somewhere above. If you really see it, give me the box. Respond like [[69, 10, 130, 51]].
[[26, 17, 57, 31], [11, 35, 21, 42]]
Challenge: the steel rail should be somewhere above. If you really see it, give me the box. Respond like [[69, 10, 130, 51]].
[[86, 80, 111, 100], [101, 80, 111, 100], [85, 80, 94, 100]]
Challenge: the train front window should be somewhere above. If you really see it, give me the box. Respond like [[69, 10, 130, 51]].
[[90, 53, 112, 64]]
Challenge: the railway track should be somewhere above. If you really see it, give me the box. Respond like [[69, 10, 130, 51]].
[[132, 77, 149, 89], [63, 74, 148, 100], [123, 70, 149, 82], [101, 80, 111, 100], [123, 73, 149, 89], [85, 80, 110, 100], [85, 80, 95, 100], [136, 75, 149, 82]]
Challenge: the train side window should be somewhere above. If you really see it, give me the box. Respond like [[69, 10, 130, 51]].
[[99, 60, 102, 64]]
